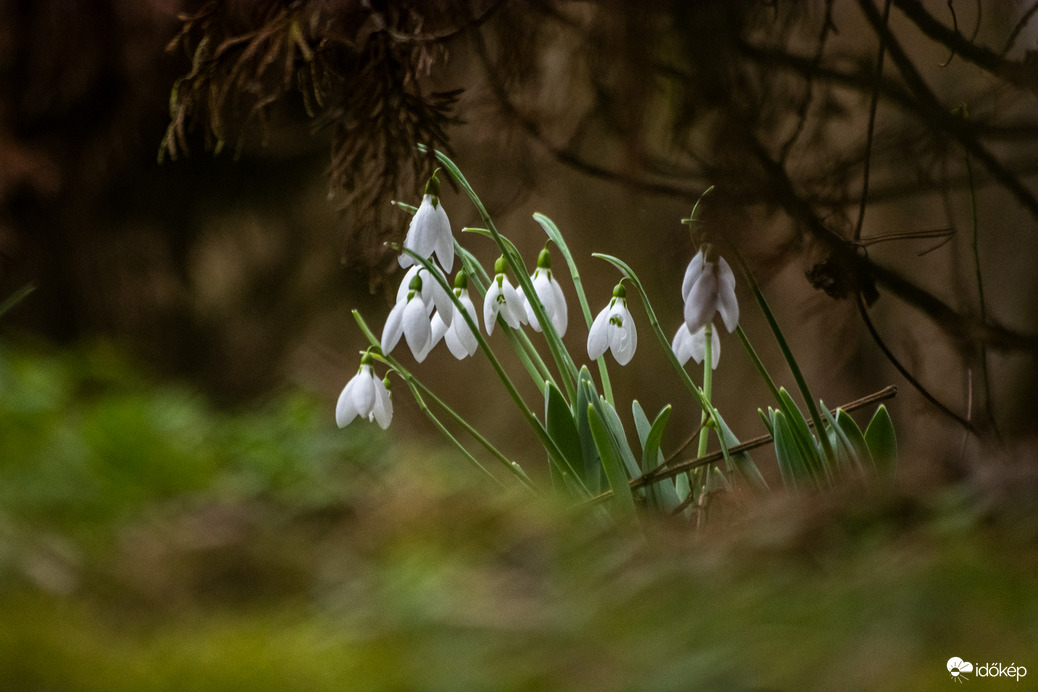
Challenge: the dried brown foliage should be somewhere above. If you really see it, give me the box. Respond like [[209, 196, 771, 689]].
[[160, 0, 506, 265]]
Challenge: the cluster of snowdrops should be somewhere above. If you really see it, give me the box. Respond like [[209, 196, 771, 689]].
[[335, 151, 896, 514]]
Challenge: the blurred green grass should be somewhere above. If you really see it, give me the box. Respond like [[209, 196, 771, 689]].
[[0, 340, 1035, 690]]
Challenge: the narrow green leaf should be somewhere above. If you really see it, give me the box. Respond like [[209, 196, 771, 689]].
[[588, 404, 636, 516], [777, 387, 823, 476], [771, 409, 808, 489], [598, 396, 642, 480], [545, 381, 584, 490], [576, 367, 603, 490], [835, 408, 874, 472], [714, 411, 769, 492], [820, 404, 859, 477], [864, 405, 898, 475], [631, 401, 681, 512]]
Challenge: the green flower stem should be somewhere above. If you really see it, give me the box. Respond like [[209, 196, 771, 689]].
[[353, 310, 536, 490], [405, 250, 591, 496], [735, 325, 781, 404], [534, 213, 614, 405], [397, 375, 505, 487], [456, 239, 556, 390], [593, 253, 740, 484], [735, 253, 836, 469], [406, 373, 537, 491], [421, 146, 578, 401], [697, 323, 713, 458]]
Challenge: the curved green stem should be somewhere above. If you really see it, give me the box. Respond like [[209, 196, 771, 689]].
[[353, 310, 536, 491], [421, 146, 578, 401], [404, 251, 590, 496], [535, 213, 614, 404], [593, 253, 710, 414], [735, 253, 836, 468]]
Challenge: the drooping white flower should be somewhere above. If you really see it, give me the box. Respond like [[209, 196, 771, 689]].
[[523, 246, 568, 337], [587, 283, 637, 365], [672, 322, 720, 370], [681, 246, 738, 334], [396, 265, 454, 325], [382, 272, 433, 361], [444, 283, 480, 359], [336, 354, 393, 429], [428, 270, 480, 360], [399, 172, 454, 272], [483, 256, 526, 335]]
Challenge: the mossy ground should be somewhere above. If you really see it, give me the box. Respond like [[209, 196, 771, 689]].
[[1, 342, 1034, 690]]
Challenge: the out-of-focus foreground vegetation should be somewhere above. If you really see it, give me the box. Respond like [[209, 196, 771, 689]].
[[0, 339, 1035, 690]]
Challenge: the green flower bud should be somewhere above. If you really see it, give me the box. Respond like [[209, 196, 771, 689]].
[[453, 269, 468, 290], [612, 282, 627, 299], [494, 255, 508, 275]]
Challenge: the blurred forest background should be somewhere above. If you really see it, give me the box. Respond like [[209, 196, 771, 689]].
[[1, 0, 1037, 687]]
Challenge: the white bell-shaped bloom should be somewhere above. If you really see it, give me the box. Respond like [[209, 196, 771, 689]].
[[396, 265, 453, 326], [523, 247, 568, 337], [443, 287, 480, 359], [672, 323, 720, 370], [681, 247, 738, 334], [382, 273, 434, 362], [399, 173, 454, 272], [483, 257, 526, 335], [587, 284, 637, 365], [336, 357, 393, 429]]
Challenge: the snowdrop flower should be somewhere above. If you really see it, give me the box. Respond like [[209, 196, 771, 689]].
[[382, 271, 433, 361], [672, 323, 720, 370], [587, 283, 637, 365], [336, 353, 393, 429], [483, 256, 526, 335], [681, 245, 738, 334], [440, 270, 480, 359], [396, 265, 454, 326], [399, 171, 454, 272], [523, 246, 568, 337]]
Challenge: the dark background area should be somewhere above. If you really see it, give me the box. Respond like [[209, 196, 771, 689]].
[[2, 0, 1037, 483]]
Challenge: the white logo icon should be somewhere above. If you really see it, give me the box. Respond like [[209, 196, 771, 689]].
[[948, 657, 973, 682]]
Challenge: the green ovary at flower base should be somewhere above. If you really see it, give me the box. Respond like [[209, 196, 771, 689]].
[[587, 282, 637, 366], [336, 352, 393, 429]]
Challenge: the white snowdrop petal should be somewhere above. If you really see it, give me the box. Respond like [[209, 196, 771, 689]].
[[403, 298, 432, 361], [672, 324, 694, 366], [681, 250, 706, 302], [500, 282, 524, 327], [335, 379, 361, 428], [381, 301, 406, 354], [371, 379, 393, 429], [683, 270, 717, 333]]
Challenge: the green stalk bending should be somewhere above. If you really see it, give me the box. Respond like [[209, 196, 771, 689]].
[[405, 250, 591, 496], [352, 311, 534, 489], [421, 145, 579, 401], [735, 253, 836, 468]]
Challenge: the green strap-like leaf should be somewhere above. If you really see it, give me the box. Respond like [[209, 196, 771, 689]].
[[545, 381, 584, 492], [587, 404, 636, 517], [713, 411, 769, 492], [835, 408, 874, 472], [864, 405, 898, 475]]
